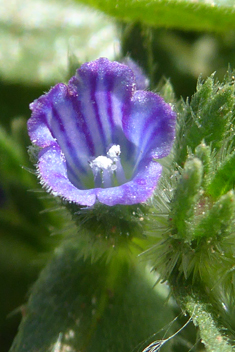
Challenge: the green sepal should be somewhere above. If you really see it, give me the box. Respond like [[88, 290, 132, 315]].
[[148, 70, 235, 347], [194, 143, 212, 188], [193, 191, 235, 240], [65, 203, 149, 263], [175, 74, 235, 166], [170, 158, 203, 240], [207, 151, 235, 199]]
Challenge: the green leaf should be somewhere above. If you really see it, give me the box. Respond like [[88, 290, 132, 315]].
[[0, 121, 63, 256], [0, 123, 59, 352], [75, 0, 235, 33], [0, 0, 118, 85], [10, 239, 174, 352], [0, 123, 32, 187]]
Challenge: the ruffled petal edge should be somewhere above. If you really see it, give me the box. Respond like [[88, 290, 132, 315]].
[[38, 145, 97, 206], [123, 90, 176, 160], [37, 144, 162, 207], [96, 160, 162, 206]]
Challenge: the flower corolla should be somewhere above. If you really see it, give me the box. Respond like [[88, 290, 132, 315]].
[[28, 58, 176, 206]]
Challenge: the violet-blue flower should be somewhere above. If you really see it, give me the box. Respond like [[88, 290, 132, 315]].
[[28, 58, 176, 207]]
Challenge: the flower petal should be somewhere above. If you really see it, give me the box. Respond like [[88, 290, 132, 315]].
[[28, 83, 93, 179], [123, 91, 176, 161], [38, 144, 97, 206], [28, 85, 64, 148], [122, 57, 149, 90], [97, 160, 162, 206], [68, 58, 136, 155], [28, 58, 176, 207]]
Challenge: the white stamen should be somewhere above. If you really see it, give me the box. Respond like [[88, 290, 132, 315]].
[[107, 145, 121, 159], [89, 145, 126, 187], [90, 156, 113, 170]]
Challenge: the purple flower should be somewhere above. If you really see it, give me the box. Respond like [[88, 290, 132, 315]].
[[28, 58, 176, 207]]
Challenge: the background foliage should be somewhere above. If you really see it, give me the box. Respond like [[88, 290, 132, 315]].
[[1, 0, 235, 351]]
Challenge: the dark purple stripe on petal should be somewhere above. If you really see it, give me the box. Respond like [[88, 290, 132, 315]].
[[97, 159, 162, 206], [71, 79, 107, 156], [28, 93, 58, 148], [137, 112, 157, 153], [69, 96, 95, 156], [121, 93, 135, 161], [102, 65, 135, 161], [147, 118, 176, 159], [104, 77, 115, 141], [38, 145, 97, 206], [89, 75, 108, 153], [51, 106, 88, 175], [66, 163, 90, 190], [28, 58, 174, 207], [69, 58, 136, 156], [124, 90, 176, 164], [106, 90, 115, 141], [138, 103, 176, 159]]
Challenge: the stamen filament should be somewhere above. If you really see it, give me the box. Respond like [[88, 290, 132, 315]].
[[102, 169, 113, 188], [92, 169, 102, 188], [89, 145, 126, 188], [114, 158, 127, 185]]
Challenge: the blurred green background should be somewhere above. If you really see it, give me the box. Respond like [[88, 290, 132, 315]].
[[1, 0, 235, 351]]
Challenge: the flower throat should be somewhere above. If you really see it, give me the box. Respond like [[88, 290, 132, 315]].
[[89, 145, 127, 188]]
